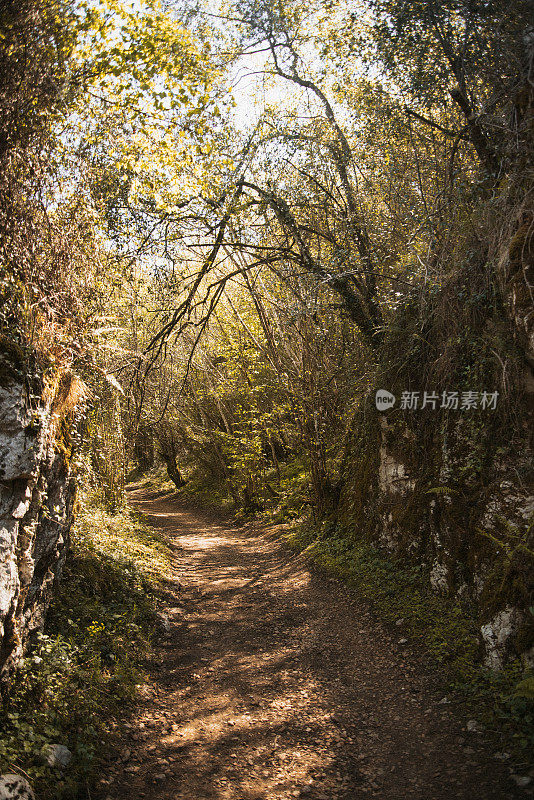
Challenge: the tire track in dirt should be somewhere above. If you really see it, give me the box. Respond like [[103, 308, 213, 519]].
[[99, 488, 524, 800]]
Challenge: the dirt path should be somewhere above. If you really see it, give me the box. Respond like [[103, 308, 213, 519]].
[[100, 489, 525, 800]]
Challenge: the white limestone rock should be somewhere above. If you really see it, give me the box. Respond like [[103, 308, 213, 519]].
[[0, 773, 35, 800], [0, 360, 80, 678], [430, 560, 450, 593], [480, 606, 524, 670], [43, 743, 72, 769]]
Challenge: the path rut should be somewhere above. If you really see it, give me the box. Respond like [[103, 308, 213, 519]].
[[101, 489, 525, 800]]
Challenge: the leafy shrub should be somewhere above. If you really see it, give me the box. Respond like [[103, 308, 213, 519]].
[[0, 499, 173, 799]]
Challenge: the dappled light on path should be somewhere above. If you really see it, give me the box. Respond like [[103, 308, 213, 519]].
[[101, 489, 522, 800]]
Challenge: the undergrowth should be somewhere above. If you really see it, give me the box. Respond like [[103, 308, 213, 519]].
[[132, 465, 234, 513], [125, 464, 534, 764], [133, 459, 311, 521], [0, 499, 174, 799], [282, 520, 534, 762]]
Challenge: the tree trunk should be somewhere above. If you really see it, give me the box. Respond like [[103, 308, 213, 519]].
[[158, 430, 187, 489], [133, 424, 154, 473]]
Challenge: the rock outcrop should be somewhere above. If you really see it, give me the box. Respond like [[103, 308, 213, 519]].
[[340, 398, 533, 669], [0, 342, 84, 677], [338, 200, 534, 668]]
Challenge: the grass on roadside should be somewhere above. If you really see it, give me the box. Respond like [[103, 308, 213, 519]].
[[0, 498, 174, 800], [281, 519, 534, 761]]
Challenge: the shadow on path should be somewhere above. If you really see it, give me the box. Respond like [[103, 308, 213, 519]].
[[100, 489, 523, 800]]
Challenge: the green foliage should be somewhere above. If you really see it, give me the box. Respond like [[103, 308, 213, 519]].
[[0, 499, 173, 799], [370, 0, 528, 106], [2, 0, 533, 788], [89, 392, 127, 512], [515, 672, 534, 701]]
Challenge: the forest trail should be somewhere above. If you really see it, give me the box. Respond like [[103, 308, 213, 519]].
[[103, 488, 522, 800]]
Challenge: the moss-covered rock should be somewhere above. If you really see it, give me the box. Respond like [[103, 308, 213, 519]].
[[338, 258, 534, 669], [0, 338, 85, 679]]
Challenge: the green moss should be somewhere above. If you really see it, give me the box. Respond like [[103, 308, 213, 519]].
[[0, 499, 174, 800], [477, 516, 534, 628], [508, 221, 534, 271], [338, 408, 380, 537], [384, 488, 431, 552], [53, 417, 73, 462], [481, 559, 527, 619], [0, 334, 26, 385], [513, 616, 534, 655]]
